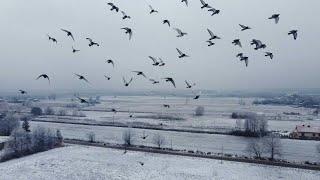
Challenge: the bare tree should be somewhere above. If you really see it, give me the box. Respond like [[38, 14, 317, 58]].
[[246, 138, 264, 159], [122, 129, 133, 146], [153, 133, 165, 149], [244, 113, 268, 136], [87, 132, 96, 143], [263, 134, 282, 160]]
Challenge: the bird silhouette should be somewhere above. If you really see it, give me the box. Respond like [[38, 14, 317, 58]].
[[123, 149, 127, 154], [47, 34, 57, 43], [106, 59, 115, 67], [36, 74, 50, 84], [141, 131, 148, 139], [174, 28, 187, 37], [288, 30, 298, 40], [138, 161, 144, 166], [163, 104, 170, 108], [208, 8, 220, 16], [158, 58, 166, 66], [207, 29, 221, 40], [180, 0, 188, 6], [206, 40, 215, 46], [185, 80, 195, 88], [200, 0, 211, 9], [72, 46, 80, 53], [236, 53, 244, 58], [176, 48, 189, 58], [75, 74, 90, 83], [86, 38, 99, 47], [149, 5, 158, 14], [232, 39, 242, 47], [107, 3, 119, 12], [121, 11, 131, 19], [268, 14, 280, 24], [163, 19, 171, 27], [76, 96, 89, 104], [149, 56, 159, 66], [111, 108, 117, 113], [194, 95, 200, 100], [251, 39, 266, 50], [163, 77, 176, 88], [239, 24, 251, 31], [132, 71, 147, 78], [104, 75, 111, 80], [121, 27, 132, 40], [61, 29, 74, 41], [19, 90, 27, 94], [240, 56, 249, 67], [123, 77, 133, 87], [149, 79, 160, 84], [265, 52, 274, 59]]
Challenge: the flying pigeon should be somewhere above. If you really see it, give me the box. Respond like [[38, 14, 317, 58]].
[[61, 29, 74, 41], [176, 48, 189, 58]]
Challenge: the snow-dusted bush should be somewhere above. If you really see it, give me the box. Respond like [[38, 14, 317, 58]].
[[1, 126, 63, 162], [31, 107, 42, 116], [195, 106, 205, 116]]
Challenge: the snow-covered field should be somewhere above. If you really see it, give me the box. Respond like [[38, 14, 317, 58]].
[[30, 121, 320, 163], [34, 96, 320, 132], [0, 145, 319, 180]]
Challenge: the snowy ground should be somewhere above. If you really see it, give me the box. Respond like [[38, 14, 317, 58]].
[[30, 121, 320, 163], [33, 96, 320, 132], [0, 136, 9, 143], [0, 145, 319, 180]]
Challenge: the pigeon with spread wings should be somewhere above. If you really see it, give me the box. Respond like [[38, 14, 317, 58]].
[[121, 27, 132, 40], [207, 29, 221, 40], [268, 14, 280, 24], [36, 74, 50, 84], [75, 74, 90, 83], [86, 38, 99, 47], [176, 48, 189, 58], [123, 77, 133, 87], [163, 77, 176, 88], [61, 29, 74, 41]]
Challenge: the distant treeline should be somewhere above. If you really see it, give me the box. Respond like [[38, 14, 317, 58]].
[[253, 94, 320, 109]]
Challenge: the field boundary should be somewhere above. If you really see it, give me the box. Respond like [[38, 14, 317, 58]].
[[64, 139, 320, 171], [31, 119, 230, 135]]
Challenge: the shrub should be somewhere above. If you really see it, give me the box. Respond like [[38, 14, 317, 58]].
[[195, 106, 205, 116], [44, 107, 55, 115], [31, 107, 42, 116], [0, 113, 20, 136], [57, 109, 67, 116]]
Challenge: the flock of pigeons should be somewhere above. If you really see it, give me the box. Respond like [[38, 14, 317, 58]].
[[19, 0, 299, 104]]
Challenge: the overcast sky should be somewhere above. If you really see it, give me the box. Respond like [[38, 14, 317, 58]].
[[0, 0, 319, 92]]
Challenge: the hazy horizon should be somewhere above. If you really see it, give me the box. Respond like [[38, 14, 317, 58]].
[[1, 0, 320, 92]]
